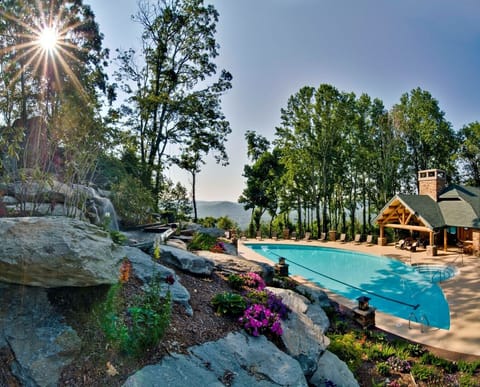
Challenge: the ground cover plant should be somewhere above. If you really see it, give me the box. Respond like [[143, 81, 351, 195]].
[[326, 305, 480, 386]]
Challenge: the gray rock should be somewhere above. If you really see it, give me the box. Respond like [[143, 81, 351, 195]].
[[160, 245, 214, 276], [123, 354, 223, 387], [267, 287, 330, 377], [311, 351, 359, 387], [196, 250, 274, 282], [123, 246, 192, 315], [124, 332, 308, 387], [0, 284, 81, 387], [0, 217, 122, 287]]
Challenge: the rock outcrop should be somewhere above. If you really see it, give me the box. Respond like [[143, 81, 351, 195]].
[[123, 332, 308, 387], [0, 283, 81, 387], [0, 217, 122, 287], [160, 245, 215, 276]]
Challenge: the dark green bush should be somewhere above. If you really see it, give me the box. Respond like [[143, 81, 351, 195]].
[[188, 233, 217, 251], [211, 292, 247, 316], [111, 175, 155, 227]]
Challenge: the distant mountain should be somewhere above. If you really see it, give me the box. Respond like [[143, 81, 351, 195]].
[[195, 201, 253, 229]]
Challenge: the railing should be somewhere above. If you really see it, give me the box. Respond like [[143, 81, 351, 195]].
[[408, 311, 430, 333]]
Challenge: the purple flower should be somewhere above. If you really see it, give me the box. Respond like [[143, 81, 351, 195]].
[[239, 303, 283, 338]]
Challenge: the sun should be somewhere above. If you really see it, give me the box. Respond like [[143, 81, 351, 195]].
[[0, 5, 88, 99], [38, 26, 59, 52]]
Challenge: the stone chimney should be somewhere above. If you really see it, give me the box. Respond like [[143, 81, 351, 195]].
[[418, 169, 446, 201]]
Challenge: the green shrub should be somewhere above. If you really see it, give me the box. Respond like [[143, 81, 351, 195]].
[[188, 233, 218, 251], [99, 274, 172, 357], [211, 292, 246, 316], [111, 176, 155, 227], [110, 230, 127, 245], [245, 289, 268, 305], [411, 363, 441, 383], [459, 374, 478, 387], [227, 273, 245, 290], [328, 332, 364, 371], [376, 361, 390, 376], [458, 359, 480, 375]]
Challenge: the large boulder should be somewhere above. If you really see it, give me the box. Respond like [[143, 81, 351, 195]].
[[311, 351, 359, 387], [160, 245, 215, 276], [123, 246, 192, 315], [0, 217, 123, 287], [123, 332, 308, 387], [0, 283, 81, 387], [267, 288, 330, 377]]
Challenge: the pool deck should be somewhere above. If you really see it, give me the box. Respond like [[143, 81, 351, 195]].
[[237, 238, 480, 359]]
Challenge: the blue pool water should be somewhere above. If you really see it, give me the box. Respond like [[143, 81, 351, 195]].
[[246, 244, 450, 330]]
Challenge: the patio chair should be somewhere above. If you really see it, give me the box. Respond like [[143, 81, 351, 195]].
[[366, 235, 374, 246], [353, 234, 362, 244], [282, 228, 290, 240], [302, 232, 311, 242], [319, 232, 327, 242], [338, 233, 347, 243], [272, 231, 278, 241], [256, 230, 263, 241], [395, 239, 405, 249], [290, 231, 298, 241], [407, 241, 417, 252]]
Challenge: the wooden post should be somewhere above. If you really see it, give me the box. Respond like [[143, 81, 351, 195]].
[[443, 228, 448, 251]]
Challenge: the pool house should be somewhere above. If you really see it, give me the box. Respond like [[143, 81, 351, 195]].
[[374, 169, 480, 256]]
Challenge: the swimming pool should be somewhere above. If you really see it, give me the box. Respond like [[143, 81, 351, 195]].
[[246, 243, 450, 330]]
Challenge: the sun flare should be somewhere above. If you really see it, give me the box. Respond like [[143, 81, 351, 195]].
[[0, 5, 87, 98], [38, 26, 59, 52]]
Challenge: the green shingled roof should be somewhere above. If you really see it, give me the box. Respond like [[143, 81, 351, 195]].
[[375, 184, 480, 230], [397, 194, 445, 229], [438, 185, 480, 228]]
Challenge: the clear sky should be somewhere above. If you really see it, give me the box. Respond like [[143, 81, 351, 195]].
[[86, 0, 480, 202]]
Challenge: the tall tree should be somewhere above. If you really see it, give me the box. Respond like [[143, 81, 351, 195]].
[[239, 132, 282, 235], [458, 121, 480, 186], [391, 87, 458, 191], [116, 0, 232, 201]]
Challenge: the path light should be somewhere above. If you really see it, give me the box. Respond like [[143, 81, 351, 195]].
[[357, 295, 370, 311], [274, 257, 289, 277], [353, 295, 376, 328]]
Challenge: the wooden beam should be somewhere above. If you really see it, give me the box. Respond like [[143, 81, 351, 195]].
[[383, 223, 432, 232]]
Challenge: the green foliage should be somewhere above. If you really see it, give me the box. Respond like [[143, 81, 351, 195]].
[[457, 359, 480, 375], [411, 363, 441, 383], [99, 275, 172, 357], [110, 230, 127, 245], [245, 289, 268, 306], [111, 175, 155, 227], [376, 361, 390, 376], [459, 373, 478, 387], [419, 352, 458, 373], [216, 216, 236, 231], [188, 232, 218, 251], [328, 332, 364, 371], [211, 292, 246, 316], [227, 273, 245, 291]]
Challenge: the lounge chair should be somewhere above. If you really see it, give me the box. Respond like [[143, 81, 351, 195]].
[[272, 231, 278, 241], [319, 232, 327, 242], [256, 231, 263, 241], [302, 232, 311, 242], [395, 239, 405, 249], [366, 235, 374, 246], [407, 241, 417, 252], [290, 231, 298, 241], [338, 233, 347, 243], [353, 234, 361, 244], [282, 228, 290, 240]]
